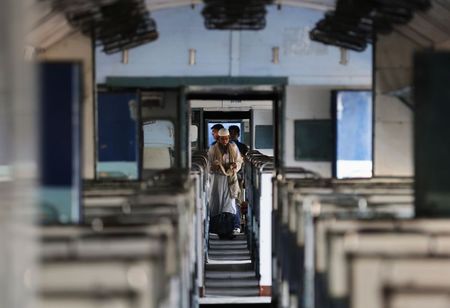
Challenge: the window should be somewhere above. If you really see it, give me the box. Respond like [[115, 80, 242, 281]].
[[142, 120, 175, 170], [334, 91, 373, 178], [0, 166, 11, 182], [190, 124, 199, 150]]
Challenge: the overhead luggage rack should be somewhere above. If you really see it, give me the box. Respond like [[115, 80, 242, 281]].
[[202, 0, 273, 30], [310, 0, 431, 51], [42, 0, 158, 54]]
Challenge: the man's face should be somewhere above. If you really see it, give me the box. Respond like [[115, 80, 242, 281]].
[[229, 130, 238, 141], [212, 129, 220, 140], [218, 135, 230, 146]]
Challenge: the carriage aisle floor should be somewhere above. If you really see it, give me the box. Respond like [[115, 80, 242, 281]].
[[199, 233, 271, 305]]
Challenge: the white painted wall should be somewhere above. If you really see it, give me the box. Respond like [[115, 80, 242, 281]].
[[95, 4, 374, 179], [376, 32, 417, 93], [374, 95, 413, 176], [95, 5, 373, 179], [259, 173, 273, 288], [374, 33, 414, 177], [96, 5, 372, 86], [284, 84, 413, 177], [285, 86, 333, 177], [285, 85, 373, 177], [38, 33, 95, 179]]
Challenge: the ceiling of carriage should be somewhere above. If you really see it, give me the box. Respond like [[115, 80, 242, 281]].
[[27, 0, 450, 96], [376, 0, 450, 98], [144, 0, 336, 11], [27, 0, 450, 49], [26, 1, 75, 51], [27, 0, 336, 51]]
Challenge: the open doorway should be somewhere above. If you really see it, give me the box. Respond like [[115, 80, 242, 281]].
[[189, 95, 276, 155], [187, 86, 280, 300], [206, 121, 244, 147]]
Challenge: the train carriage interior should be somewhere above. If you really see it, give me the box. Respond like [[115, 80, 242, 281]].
[[2, 0, 450, 307]]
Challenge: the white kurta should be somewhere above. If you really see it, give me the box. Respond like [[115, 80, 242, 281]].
[[207, 143, 243, 217], [209, 173, 236, 216]]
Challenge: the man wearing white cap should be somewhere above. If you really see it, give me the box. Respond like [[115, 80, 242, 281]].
[[208, 128, 243, 238]]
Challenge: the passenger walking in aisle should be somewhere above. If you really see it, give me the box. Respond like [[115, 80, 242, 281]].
[[228, 125, 249, 234], [208, 128, 243, 239], [210, 123, 224, 145], [229, 125, 249, 156]]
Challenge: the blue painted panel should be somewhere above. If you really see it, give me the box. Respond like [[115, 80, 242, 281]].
[[40, 187, 73, 223], [336, 91, 373, 161], [39, 62, 80, 187], [335, 90, 373, 178], [96, 162, 138, 179], [96, 5, 372, 85], [98, 92, 138, 162], [39, 62, 81, 223]]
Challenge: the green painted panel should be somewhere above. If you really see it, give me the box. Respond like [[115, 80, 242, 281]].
[[414, 51, 450, 217], [105, 76, 288, 88], [294, 119, 333, 161], [255, 125, 274, 149]]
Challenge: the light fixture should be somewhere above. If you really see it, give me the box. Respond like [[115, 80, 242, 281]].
[[272, 46, 280, 64], [202, 0, 273, 30], [276, 0, 282, 10], [339, 47, 348, 65], [121, 49, 129, 64], [189, 48, 196, 65]]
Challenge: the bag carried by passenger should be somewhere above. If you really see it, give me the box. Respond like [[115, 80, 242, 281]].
[[227, 172, 240, 199], [214, 143, 242, 200], [209, 212, 235, 239], [217, 162, 241, 199]]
